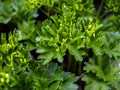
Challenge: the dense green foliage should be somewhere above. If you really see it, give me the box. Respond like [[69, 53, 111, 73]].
[[0, 0, 120, 90], [0, 32, 78, 90]]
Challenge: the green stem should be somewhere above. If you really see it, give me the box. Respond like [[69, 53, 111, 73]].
[[72, 61, 77, 73], [101, 12, 108, 18], [78, 61, 82, 74], [79, 71, 87, 79], [96, 0, 104, 17], [48, 0, 51, 17], [40, 8, 50, 19], [67, 53, 72, 71]]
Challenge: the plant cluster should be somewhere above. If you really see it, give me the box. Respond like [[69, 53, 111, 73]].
[[0, 0, 120, 90]]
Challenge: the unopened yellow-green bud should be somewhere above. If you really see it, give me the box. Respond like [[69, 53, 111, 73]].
[[5, 73, 9, 78], [1, 78, 5, 84]]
